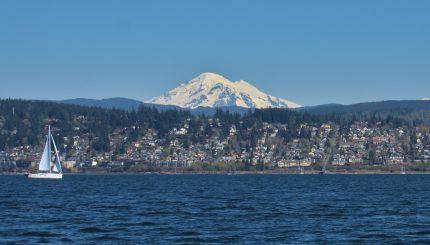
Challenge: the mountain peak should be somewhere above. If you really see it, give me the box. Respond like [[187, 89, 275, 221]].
[[186, 72, 232, 88], [196, 72, 228, 81], [147, 72, 301, 109]]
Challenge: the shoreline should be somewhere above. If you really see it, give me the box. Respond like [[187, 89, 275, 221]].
[[3, 169, 430, 175]]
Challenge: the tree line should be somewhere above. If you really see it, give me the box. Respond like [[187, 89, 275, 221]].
[[1, 99, 430, 151]]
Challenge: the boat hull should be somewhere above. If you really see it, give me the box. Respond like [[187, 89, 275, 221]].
[[28, 173, 63, 179]]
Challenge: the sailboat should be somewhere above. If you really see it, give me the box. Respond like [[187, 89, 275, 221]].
[[28, 126, 63, 179]]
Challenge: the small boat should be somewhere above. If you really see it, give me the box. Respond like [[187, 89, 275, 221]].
[[401, 165, 406, 175], [28, 126, 63, 179]]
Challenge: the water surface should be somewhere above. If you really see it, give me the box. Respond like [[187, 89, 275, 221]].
[[1, 174, 429, 243]]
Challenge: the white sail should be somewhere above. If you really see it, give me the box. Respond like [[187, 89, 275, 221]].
[[51, 155, 59, 172], [38, 137, 51, 171], [52, 158, 60, 172], [51, 134, 62, 173]]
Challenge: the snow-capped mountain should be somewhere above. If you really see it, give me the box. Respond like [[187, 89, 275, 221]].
[[147, 72, 301, 109]]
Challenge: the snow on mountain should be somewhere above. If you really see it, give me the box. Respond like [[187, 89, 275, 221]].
[[146, 72, 301, 109]]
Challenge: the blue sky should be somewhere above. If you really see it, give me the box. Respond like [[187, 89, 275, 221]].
[[0, 0, 429, 106]]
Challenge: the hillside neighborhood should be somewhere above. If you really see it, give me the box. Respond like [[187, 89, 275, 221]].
[[1, 110, 429, 172]]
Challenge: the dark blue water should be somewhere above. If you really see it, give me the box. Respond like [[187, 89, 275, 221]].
[[1, 174, 430, 244]]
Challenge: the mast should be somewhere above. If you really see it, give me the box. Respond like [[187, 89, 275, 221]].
[[48, 125, 51, 173]]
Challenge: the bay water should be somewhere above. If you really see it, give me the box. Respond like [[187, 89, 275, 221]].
[[1, 174, 429, 243]]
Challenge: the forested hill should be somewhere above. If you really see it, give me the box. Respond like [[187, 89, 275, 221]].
[[0, 99, 191, 150], [1, 99, 430, 152]]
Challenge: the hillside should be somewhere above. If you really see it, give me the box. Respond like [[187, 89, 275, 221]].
[[2, 99, 430, 172]]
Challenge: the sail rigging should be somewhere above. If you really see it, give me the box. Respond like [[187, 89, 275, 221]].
[[50, 134, 62, 173]]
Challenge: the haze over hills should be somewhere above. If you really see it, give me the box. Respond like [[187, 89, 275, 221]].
[[147, 72, 301, 109], [60, 98, 250, 115], [57, 72, 430, 115], [297, 100, 430, 115], [61, 98, 144, 111], [59, 97, 430, 116]]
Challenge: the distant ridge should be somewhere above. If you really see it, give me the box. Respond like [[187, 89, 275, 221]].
[[60, 98, 251, 115], [59, 98, 430, 116], [61, 98, 143, 111], [61, 98, 188, 112], [298, 100, 430, 114]]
